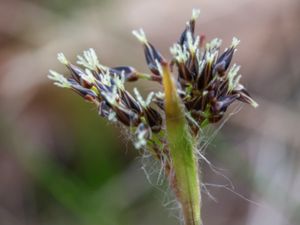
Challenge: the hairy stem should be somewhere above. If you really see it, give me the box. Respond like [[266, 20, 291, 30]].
[[161, 62, 201, 225]]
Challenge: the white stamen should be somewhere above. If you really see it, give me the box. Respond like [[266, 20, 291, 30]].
[[145, 92, 155, 106], [77, 48, 100, 70], [48, 70, 71, 88], [101, 85, 118, 105], [170, 44, 189, 63], [84, 69, 96, 83], [231, 37, 240, 48], [250, 99, 259, 108], [155, 92, 164, 99], [113, 72, 125, 89], [133, 88, 155, 108], [98, 69, 112, 87], [205, 51, 215, 63], [186, 31, 199, 54], [227, 64, 241, 92], [57, 53, 69, 65], [192, 9, 201, 20], [209, 38, 222, 50], [133, 88, 144, 106], [132, 29, 148, 44]]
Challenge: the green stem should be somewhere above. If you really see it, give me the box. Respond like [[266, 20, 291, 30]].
[[161, 62, 201, 225]]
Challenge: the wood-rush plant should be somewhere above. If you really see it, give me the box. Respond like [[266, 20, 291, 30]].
[[48, 9, 258, 225]]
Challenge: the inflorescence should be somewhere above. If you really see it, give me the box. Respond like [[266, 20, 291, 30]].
[[48, 9, 257, 150]]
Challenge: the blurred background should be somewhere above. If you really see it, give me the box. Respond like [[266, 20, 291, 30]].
[[0, 0, 299, 224]]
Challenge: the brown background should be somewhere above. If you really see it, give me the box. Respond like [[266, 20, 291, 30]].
[[0, 0, 299, 225]]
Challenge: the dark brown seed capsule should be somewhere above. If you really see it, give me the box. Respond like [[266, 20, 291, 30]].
[[120, 91, 143, 114], [144, 107, 162, 132], [70, 83, 98, 101], [143, 42, 165, 76], [109, 66, 138, 81], [98, 101, 111, 118], [214, 95, 238, 112], [179, 27, 190, 46], [67, 64, 93, 88], [215, 47, 235, 71], [115, 108, 140, 127]]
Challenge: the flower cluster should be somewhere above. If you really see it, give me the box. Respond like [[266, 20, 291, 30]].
[[48, 49, 163, 149], [48, 9, 257, 149]]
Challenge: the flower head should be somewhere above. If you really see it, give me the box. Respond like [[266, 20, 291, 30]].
[[49, 10, 258, 225], [49, 9, 257, 147]]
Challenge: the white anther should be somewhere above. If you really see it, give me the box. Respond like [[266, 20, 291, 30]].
[[231, 37, 240, 48], [192, 8, 201, 20], [132, 29, 148, 44], [48, 70, 71, 88], [57, 53, 69, 65], [77, 48, 100, 70]]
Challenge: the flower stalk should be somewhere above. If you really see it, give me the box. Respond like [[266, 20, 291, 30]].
[[161, 61, 201, 225]]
